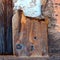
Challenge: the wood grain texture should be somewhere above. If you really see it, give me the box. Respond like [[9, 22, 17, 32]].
[[0, 0, 13, 54], [12, 11, 48, 56]]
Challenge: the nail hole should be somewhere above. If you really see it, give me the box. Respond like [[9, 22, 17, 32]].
[[34, 37, 37, 40], [55, 14, 58, 16], [16, 44, 23, 50], [31, 45, 34, 51]]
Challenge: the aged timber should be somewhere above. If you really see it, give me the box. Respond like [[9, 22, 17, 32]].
[[12, 11, 48, 56]]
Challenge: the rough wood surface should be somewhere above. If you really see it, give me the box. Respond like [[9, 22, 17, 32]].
[[12, 11, 48, 56], [0, 55, 60, 60], [0, 0, 13, 54]]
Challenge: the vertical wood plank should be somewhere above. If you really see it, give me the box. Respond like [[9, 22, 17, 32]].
[[12, 12, 48, 56], [3, 0, 7, 53], [40, 21, 48, 56]]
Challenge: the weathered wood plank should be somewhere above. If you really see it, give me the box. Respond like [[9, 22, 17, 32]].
[[12, 10, 20, 55], [3, 56, 48, 60], [12, 11, 48, 56], [0, 0, 13, 54], [40, 21, 48, 56], [29, 19, 42, 56]]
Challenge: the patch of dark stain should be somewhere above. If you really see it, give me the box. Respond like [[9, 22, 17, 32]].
[[55, 14, 58, 16], [34, 36, 37, 40]]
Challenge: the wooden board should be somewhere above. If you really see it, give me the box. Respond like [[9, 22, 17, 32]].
[[12, 11, 48, 56], [0, 0, 13, 54]]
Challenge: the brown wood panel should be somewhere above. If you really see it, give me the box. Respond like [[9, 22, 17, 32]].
[[40, 21, 48, 56], [12, 11, 48, 56]]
